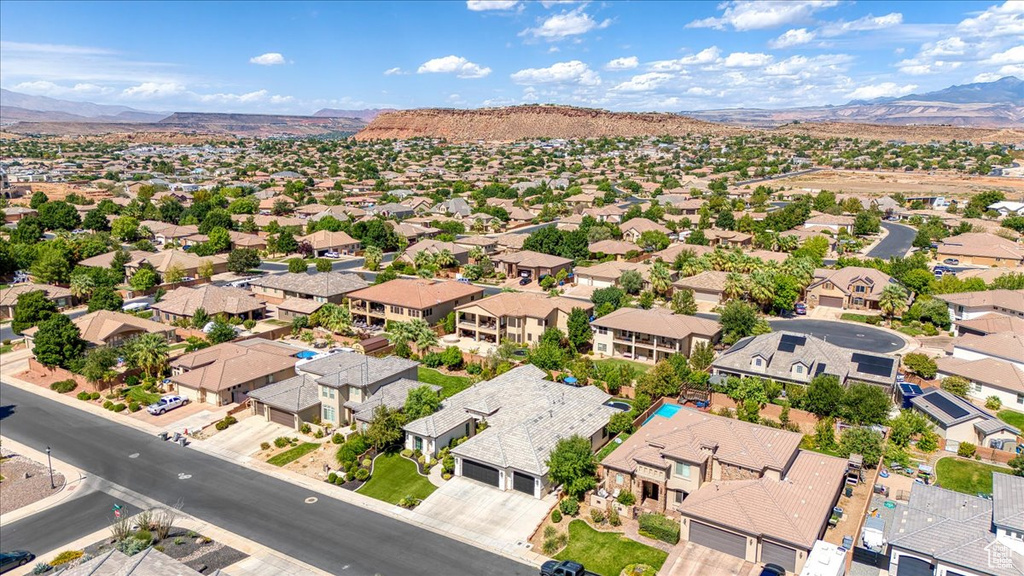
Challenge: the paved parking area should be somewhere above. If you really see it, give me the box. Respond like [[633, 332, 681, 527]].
[[664, 542, 758, 576], [128, 400, 226, 431], [201, 415, 290, 458], [409, 477, 554, 551]]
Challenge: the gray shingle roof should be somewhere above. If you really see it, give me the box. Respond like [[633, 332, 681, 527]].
[[247, 374, 321, 413], [993, 473, 1024, 532], [248, 271, 368, 298], [298, 353, 419, 390]]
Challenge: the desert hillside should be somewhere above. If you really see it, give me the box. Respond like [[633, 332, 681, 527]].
[[356, 105, 1024, 143]]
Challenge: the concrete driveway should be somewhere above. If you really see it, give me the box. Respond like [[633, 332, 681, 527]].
[[129, 399, 228, 431], [202, 414, 290, 459], [664, 541, 758, 576], [408, 477, 554, 553]]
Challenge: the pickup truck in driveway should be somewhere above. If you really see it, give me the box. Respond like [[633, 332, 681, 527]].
[[147, 394, 189, 415], [540, 560, 600, 576]]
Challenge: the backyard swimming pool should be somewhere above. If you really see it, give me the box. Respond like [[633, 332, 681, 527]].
[[643, 403, 682, 425], [295, 350, 318, 359]]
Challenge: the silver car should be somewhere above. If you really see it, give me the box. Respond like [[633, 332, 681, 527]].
[[147, 394, 188, 415]]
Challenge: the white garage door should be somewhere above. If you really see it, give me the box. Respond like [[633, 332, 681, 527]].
[[693, 290, 720, 303], [689, 521, 747, 559], [176, 384, 201, 403]]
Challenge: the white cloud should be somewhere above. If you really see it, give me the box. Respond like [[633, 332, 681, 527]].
[[197, 89, 269, 103], [605, 56, 639, 70], [510, 60, 601, 85], [686, 0, 839, 31], [820, 13, 903, 36], [919, 37, 968, 58], [685, 87, 717, 96], [648, 47, 721, 72], [11, 81, 114, 97], [383, 67, 405, 76], [466, 0, 519, 11], [417, 55, 492, 78], [611, 72, 673, 92], [0, 41, 116, 56], [957, 0, 1024, 37], [846, 82, 917, 100], [988, 45, 1024, 65], [540, 0, 578, 7], [973, 72, 1004, 83], [770, 28, 816, 49], [521, 6, 611, 41], [269, 95, 294, 104], [724, 52, 773, 68], [121, 82, 188, 100], [249, 52, 286, 66]]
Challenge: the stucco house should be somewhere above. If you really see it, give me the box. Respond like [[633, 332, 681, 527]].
[[936, 233, 1024, 267], [909, 387, 1019, 452], [0, 284, 74, 319], [804, 266, 899, 310], [170, 339, 301, 406], [294, 353, 420, 427], [591, 307, 721, 363], [455, 292, 592, 346], [347, 278, 483, 329], [491, 250, 573, 281]]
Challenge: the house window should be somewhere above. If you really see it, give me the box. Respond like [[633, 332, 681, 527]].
[[389, 305, 403, 314], [414, 436, 423, 451], [674, 491, 685, 504], [597, 343, 607, 352], [328, 388, 335, 399], [1018, 393, 1024, 405], [322, 406, 336, 422], [974, 382, 983, 393], [855, 285, 866, 293], [615, 473, 624, 485], [674, 462, 691, 479], [794, 364, 805, 374], [598, 326, 608, 335], [528, 333, 533, 342], [754, 358, 763, 367]]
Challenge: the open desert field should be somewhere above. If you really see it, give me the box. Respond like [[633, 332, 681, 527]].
[[775, 169, 1024, 199]]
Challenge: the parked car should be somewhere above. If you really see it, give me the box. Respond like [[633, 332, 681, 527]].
[[943, 258, 960, 265], [794, 302, 807, 315], [0, 551, 34, 573], [540, 560, 599, 576], [147, 395, 189, 415], [519, 276, 532, 285], [324, 251, 340, 258], [758, 564, 787, 576]]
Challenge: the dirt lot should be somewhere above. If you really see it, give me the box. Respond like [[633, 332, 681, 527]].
[[777, 169, 1024, 198]]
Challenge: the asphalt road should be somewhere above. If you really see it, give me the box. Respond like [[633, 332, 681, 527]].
[[768, 318, 904, 353], [0, 384, 534, 576], [1, 488, 141, 553], [866, 222, 916, 260]]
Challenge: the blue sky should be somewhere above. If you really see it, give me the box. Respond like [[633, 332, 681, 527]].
[[1, 1, 1022, 114]]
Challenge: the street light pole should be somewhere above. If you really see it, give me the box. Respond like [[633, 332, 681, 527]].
[[46, 446, 54, 489]]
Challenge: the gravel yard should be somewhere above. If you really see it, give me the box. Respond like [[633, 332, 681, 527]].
[[0, 448, 66, 515], [82, 526, 247, 572]]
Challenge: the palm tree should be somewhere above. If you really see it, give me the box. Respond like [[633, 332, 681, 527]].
[[409, 318, 439, 350], [312, 303, 352, 335], [778, 235, 799, 253], [125, 333, 170, 381], [879, 283, 909, 322], [363, 246, 384, 271], [723, 273, 747, 302], [385, 321, 416, 346], [749, 270, 776, 311], [435, 249, 457, 269], [413, 250, 435, 270], [69, 273, 96, 300], [649, 261, 672, 297], [468, 247, 485, 263]]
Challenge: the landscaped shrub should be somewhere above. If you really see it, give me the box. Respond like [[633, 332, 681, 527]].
[[336, 434, 369, 467], [128, 402, 140, 412], [958, 442, 977, 458], [113, 403, 127, 412], [260, 442, 271, 451], [916, 431, 939, 452], [617, 491, 636, 506], [300, 422, 312, 434], [327, 472, 338, 483], [77, 391, 91, 400], [274, 437, 290, 449], [551, 508, 562, 523], [361, 457, 371, 468], [401, 448, 413, 458], [559, 497, 579, 517], [441, 346, 464, 370], [32, 563, 51, 574], [466, 363, 482, 375], [423, 352, 444, 368], [50, 380, 78, 393], [332, 433, 344, 445], [355, 468, 370, 481], [608, 506, 621, 527], [134, 529, 152, 542], [638, 513, 680, 544], [986, 396, 1002, 410], [49, 550, 83, 567], [542, 529, 568, 555], [116, 537, 149, 556], [174, 537, 185, 545], [590, 508, 606, 524], [620, 564, 656, 576], [215, 420, 230, 431], [90, 392, 100, 400], [125, 375, 140, 387]]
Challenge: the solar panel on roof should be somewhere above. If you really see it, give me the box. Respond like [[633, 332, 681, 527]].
[[728, 336, 753, 353], [899, 383, 923, 396], [851, 353, 895, 377], [924, 392, 969, 420], [778, 334, 806, 353], [814, 363, 828, 376]]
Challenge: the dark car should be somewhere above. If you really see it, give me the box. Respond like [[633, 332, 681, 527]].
[[540, 560, 600, 576], [519, 276, 532, 285], [794, 302, 807, 315], [0, 551, 35, 573], [759, 564, 787, 576]]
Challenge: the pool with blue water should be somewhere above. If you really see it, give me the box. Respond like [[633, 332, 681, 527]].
[[643, 403, 682, 425], [295, 350, 318, 359]]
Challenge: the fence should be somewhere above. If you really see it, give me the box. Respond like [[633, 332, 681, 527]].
[[631, 396, 671, 429], [935, 437, 1016, 464]]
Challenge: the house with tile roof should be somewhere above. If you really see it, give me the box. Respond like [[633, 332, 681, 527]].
[[295, 353, 419, 427], [620, 218, 671, 244], [909, 387, 1019, 451], [455, 292, 592, 346], [399, 239, 471, 267], [804, 266, 901, 311], [298, 229, 360, 256], [248, 271, 368, 305], [937, 233, 1024, 267], [591, 307, 721, 363], [170, 339, 301, 405], [672, 270, 732, 305], [403, 365, 616, 498], [588, 239, 642, 260], [23, 310, 175, 349], [712, 331, 898, 389], [152, 285, 266, 324], [936, 356, 1024, 412], [491, 250, 573, 281], [885, 474, 1024, 576], [347, 278, 483, 329], [937, 289, 1024, 328], [576, 260, 669, 293], [601, 406, 847, 573], [0, 283, 73, 319]]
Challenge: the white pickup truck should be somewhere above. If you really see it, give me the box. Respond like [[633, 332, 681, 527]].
[[147, 394, 189, 415]]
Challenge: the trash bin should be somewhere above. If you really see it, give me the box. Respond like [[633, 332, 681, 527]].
[[158, 432, 169, 441], [172, 432, 182, 442], [178, 437, 187, 447]]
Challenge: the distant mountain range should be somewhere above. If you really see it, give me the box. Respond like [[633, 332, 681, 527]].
[[313, 108, 395, 122], [681, 76, 1023, 128], [0, 88, 169, 123]]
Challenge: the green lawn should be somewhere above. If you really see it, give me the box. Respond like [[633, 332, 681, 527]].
[[840, 313, 871, 323], [596, 432, 631, 462], [357, 452, 436, 505], [554, 520, 668, 576], [935, 457, 1007, 495], [0, 344, 13, 355], [593, 358, 651, 375], [417, 367, 472, 399], [125, 386, 161, 405], [267, 442, 320, 466], [998, 410, 1024, 430]]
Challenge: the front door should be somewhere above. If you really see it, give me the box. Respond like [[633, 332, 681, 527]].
[[643, 481, 660, 502]]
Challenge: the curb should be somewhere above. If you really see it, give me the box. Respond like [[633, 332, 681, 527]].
[[0, 436, 88, 526]]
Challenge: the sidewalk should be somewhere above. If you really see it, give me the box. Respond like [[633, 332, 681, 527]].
[[1, 357, 545, 568], [0, 436, 87, 526]]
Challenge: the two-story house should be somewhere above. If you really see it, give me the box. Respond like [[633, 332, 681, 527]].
[[590, 307, 721, 363], [247, 272, 368, 322], [347, 278, 484, 329], [804, 266, 900, 310], [601, 407, 847, 573], [620, 218, 671, 244], [454, 292, 593, 346]]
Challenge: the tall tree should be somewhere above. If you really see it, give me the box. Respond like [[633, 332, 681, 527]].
[[33, 314, 85, 368], [566, 307, 592, 352], [12, 291, 57, 334], [546, 435, 598, 499]]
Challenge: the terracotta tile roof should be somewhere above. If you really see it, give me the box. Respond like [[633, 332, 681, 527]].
[[152, 285, 265, 317], [953, 332, 1024, 363], [171, 343, 299, 393], [0, 283, 72, 307], [347, 279, 483, 310], [298, 229, 359, 250], [938, 233, 1024, 261], [807, 266, 896, 300], [277, 297, 324, 315], [457, 292, 591, 319], [249, 271, 368, 298], [588, 239, 639, 255], [621, 217, 670, 235], [935, 356, 1024, 394], [956, 312, 1024, 335], [673, 270, 731, 293], [577, 260, 653, 282], [591, 307, 721, 340], [937, 289, 1024, 314], [492, 250, 573, 269]]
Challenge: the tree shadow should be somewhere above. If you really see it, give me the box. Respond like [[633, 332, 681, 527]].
[[0, 404, 15, 421]]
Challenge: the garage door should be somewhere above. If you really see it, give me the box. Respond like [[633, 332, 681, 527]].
[[462, 459, 500, 487], [761, 541, 798, 573], [176, 384, 201, 403], [268, 407, 294, 427], [689, 521, 747, 559], [513, 472, 535, 495], [895, 556, 933, 576], [819, 295, 845, 308], [694, 290, 720, 303]]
